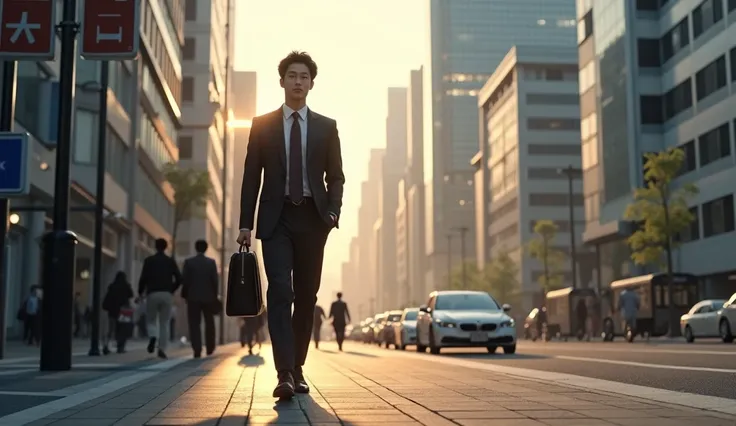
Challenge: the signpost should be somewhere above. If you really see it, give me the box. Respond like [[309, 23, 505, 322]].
[[0, 132, 30, 196], [0, 0, 56, 60], [79, 0, 139, 59]]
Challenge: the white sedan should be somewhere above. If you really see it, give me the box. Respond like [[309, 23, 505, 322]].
[[416, 290, 516, 355], [680, 299, 726, 343]]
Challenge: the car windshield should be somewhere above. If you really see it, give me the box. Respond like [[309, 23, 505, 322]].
[[404, 310, 418, 321], [435, 293, 500, 311], [387, 314, 402, 322]]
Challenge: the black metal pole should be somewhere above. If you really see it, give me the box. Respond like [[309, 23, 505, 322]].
[[446, 234, 452, 288], [567, 166, 578, 289], [40, 0, 79, 371], [89, 61, 109, 356], [0, 61, 17, 360], [218, 0, 231, 346]]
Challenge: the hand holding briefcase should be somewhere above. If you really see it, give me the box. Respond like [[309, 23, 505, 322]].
[[225, 244, 265, 317]]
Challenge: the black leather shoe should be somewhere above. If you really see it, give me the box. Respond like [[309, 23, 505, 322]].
[[294, 367, 309, 394], [147, 338, 156, 354], [273, 371, 295, 399]]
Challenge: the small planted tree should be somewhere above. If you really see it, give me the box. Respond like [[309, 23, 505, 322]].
[[486, 250, 520, 307], [163, 163, 212, 259], [624, 148, 697, 336], [527, 220, 565, 293]]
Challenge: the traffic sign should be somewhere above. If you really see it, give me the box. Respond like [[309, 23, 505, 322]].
[[0, 0, 56, 60], [80, 0, 139, 60], [0, 132, 30, 196]]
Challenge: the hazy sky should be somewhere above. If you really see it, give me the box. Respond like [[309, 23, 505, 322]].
[[233, 1, 427, 301]]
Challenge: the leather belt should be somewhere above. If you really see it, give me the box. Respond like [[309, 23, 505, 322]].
[[284, 196, 312, 206]]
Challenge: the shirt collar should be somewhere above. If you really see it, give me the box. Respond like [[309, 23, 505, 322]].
[[283, 104, 308, 121]]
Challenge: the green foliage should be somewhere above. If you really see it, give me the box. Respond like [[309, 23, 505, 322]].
[[163, 162, 212, 257], [448, 250, 521, 306], [527, 220, 565, 292], [624, 148, 698, 268]]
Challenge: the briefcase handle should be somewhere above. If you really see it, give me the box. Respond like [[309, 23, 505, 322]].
[[238, 243, 250, 253]]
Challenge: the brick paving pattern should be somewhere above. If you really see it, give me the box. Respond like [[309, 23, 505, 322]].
[[22, 342, 736, 425]]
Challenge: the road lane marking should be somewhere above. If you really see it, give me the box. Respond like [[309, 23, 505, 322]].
[[361, 344, 736, 416], [517, 343, 736, 356], [554, 355, 736, 374]]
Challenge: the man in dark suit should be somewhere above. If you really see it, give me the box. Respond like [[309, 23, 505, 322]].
[[182, 239, 219, 358], [329, 292, 351, 351], [138, 238, 182, 359], [237, 51, 345, 399]]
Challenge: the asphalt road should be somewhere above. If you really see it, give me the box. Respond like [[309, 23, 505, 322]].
[[347, 338, 736, 400]]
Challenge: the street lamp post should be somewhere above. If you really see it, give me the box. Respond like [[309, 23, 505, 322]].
[[557, 165, 582, 289]]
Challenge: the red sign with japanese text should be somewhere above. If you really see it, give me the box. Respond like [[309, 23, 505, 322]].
[[0, 0, 56, 59], [80, 0, 139, 59]]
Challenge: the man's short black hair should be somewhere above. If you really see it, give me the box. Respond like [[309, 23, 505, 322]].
[[195, 239, 208, 254], [155, 238, 167, 252], [278, 51, 318, 80], [337, 292, 343, 299]]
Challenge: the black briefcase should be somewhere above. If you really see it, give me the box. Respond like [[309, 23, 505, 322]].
[[225, 245, 265, 317]]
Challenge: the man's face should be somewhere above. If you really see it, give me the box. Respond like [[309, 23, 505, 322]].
[[280, 62, 313, 101]]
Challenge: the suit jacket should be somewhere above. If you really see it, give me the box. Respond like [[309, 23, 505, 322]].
[[329, 300, 350, 328], [181, 253, 219, 303], [138, 252, 182, 296], [239, 107, 345, 239]]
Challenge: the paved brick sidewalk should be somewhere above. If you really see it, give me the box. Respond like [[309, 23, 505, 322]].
[[18, 342, 736, 426]]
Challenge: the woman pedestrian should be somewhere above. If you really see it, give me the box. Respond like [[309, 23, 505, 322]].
[[102, 271, 135, 354]]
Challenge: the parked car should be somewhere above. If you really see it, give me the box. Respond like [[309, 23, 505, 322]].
[[370, 313, 387, 344], [380, 310, 403, 348], [679, 299, 726, 342], [393, 307, 419, 350], [718, 293, 736, 343], [416, 290, 516, 354]]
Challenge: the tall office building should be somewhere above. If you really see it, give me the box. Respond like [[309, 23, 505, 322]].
[[577, 0, 736, 298], [177, 0, 234, 262], [2, 0, 186, 336], [396, 68, 425, 307], [423, 0, 577, 292], [378, 88, 408, 312], [474, 46, 584, 312], [356, 150, 384, 320]]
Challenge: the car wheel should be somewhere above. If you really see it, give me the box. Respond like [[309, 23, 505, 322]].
[[720, 319, 734, 343], [429, 326, 441, 354], [487, 346, 497, 353], [503, 344, 516, 354], [401, 344, 407, 350], [684, 325, 694, 343]]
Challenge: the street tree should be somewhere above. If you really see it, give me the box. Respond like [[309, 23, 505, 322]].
[[486, 250, 520, 307], [163, 162, 212, 259], [448, 261, 484, 291], [527, 220, 565, 293], [623, 147, 697, 337]]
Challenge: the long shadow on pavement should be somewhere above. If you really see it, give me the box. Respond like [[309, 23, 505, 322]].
[[442, 353, 550, 360], [238, 353, 265, 367]]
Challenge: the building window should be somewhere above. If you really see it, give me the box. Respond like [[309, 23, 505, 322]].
[[677, 207, 700, 242], [577, 10, 593, 45], [529, 193, 583, 207], [663, 79, 692, 121], [73, 109, 97, 163], [637, 39, 661, 68], [183, 37, 195, 60], [640, 95, 663, 124], [185, 0, 197, 21], [105, 126, 129, 185], [698, 122, 731, 166], [702, 194, 735, 237], [528, 168, 568, 180], [692, 0, 723, 39], [526, 93, 579, 105], [178, 136, 193, 158], [578, 60, 595, 94], [528, 144, 581, 155], [730, 47, 736, 81], [527, 118, 580, 131], [679, 140, 697, 175], [695, 55, 726, 101], [637, 0, 661, 10], [15, 62, 51, 142], [661, 17, 689, 63], [182, 77, 194, 102], [730, 0, 736, 12]]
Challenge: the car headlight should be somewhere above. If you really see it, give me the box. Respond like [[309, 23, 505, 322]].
[[500, 319, 515, 327], [435, 319, 456, 328]]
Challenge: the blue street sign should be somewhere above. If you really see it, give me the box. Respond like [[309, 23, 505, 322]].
[[0, 132, 30, 196]]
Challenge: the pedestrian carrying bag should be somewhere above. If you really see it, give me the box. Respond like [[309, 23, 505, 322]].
[[225, 244, 265, 317]]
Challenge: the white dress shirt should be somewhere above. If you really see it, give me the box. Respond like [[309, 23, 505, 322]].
[[282, 104, 311, 198]]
